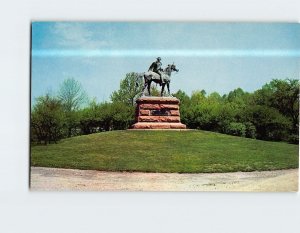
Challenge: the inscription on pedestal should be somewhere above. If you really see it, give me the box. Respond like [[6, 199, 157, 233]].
[[151, 109, 170, 116]]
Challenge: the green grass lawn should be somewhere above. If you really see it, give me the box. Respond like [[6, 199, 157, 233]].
[[31, 130, 299, 173]]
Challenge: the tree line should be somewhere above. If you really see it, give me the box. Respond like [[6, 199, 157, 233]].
[[31, 73, 299, 144]]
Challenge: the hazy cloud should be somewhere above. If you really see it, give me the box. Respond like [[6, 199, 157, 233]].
[[51, 22, 111, 49]]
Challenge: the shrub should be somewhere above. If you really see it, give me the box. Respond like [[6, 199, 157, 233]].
[[244, 122, 256, 139], [31, 95, 65, 144], [287, 134, 299, 144], [244, 105, 291, 141], [225, 122, 246, 137]]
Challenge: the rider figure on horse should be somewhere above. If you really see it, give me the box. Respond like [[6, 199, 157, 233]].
[[148, 57, 163, 86]]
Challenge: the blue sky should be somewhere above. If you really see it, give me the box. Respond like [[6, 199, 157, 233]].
[[31, 22, 300, 103]]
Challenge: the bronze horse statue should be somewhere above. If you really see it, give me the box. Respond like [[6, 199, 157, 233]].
[[136, 64, 179, 96]]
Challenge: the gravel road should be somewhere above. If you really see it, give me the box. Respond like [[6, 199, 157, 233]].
[[30, 167, 298, 192]]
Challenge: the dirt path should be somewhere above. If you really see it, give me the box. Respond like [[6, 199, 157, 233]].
[[30, 167, 298, 192]]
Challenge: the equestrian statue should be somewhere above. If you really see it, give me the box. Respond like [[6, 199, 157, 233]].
[[136, 57, 179, 97]]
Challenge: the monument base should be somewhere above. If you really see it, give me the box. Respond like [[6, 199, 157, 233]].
[[131, 122, 187, 129], [131, 96, 187, 130]]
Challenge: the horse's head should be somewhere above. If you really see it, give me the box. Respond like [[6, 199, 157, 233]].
[[171, 64, 179, 72], [163, 63, 179, 77]]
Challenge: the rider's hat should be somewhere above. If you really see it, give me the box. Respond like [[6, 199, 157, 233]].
[[157, 57, 161, 60]]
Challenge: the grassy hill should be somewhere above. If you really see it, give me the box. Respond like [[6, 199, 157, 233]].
[[31, 130, 299, 173]]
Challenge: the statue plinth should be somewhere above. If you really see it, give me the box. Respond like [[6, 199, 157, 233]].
[[131, 97, 187, 129]]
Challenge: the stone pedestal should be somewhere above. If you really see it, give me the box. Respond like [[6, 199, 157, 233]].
[[131, 97, 187, 129]]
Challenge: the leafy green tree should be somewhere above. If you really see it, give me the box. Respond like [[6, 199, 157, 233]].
[[227, 88, 246, 102], [251, 79, 299, 142], [78, 99, 102, 134], [190, 90, 206, 105], [184, 90, 237, 132], [173, 90, 191, 124], [186, 100, 218, 130], [208, 92, 223, 102], [265, 79, 299, 131], [110, 102, 135, 130], [224, 122, 246, 137], [111, 72, 143, 106], [253, 79, 299, 123], [173, 90, 190, 104], [243, 105, 291, 141], [214, 103, 236, 133], [150, 85, 161, 96], [31, 94, 65, 144], [244, 122, 256, 139], [95, 102, 135, 131]]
